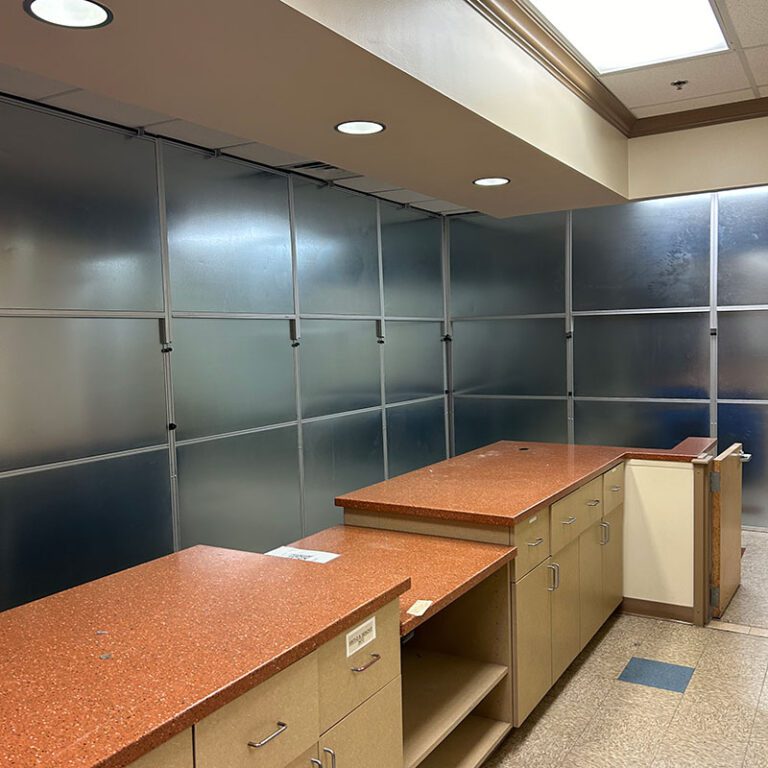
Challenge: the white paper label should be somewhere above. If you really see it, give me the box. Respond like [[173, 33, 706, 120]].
[[346, 617, 376, 657], [528, 515, 538, 525], [406, 599, 434, 617], [265, 546, 339, 564]]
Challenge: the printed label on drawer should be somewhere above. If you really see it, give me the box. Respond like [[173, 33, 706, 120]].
[[346, 617, 376, 657], [266, 546, 339, 564], [528, 515, 538, 525]]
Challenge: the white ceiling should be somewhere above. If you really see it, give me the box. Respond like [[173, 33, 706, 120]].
[[597, 0, 768, 117]]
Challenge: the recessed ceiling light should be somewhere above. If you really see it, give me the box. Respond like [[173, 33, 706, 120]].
[[473, 177, 510, 187], [23, 0, 113, 28], [335, 121, 386, 135], [525, 0, 728, 73]]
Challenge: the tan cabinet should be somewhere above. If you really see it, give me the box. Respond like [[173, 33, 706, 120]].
[[550, 538, 580, 682], [509, 508, 550, 581], [602, 506, 624, 618], [286, 747, 320, 767], [551, 477, 603, 554], [319, 677, 403, 768], [127, 730, 193, 768], [603, 463, 625, 515], [578, 521, 605, 648]]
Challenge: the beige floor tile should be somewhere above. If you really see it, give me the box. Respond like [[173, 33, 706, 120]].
[[652, 736, 748, 767], [565, 740, 657, 767], [708, 619, 752, 634], [685, 667, 767, 704], [744, 740, 768, 767], [638, 620, 712, 666], [749, 689, 768, 742], [669, 691, 757, 742], [751, 627, 768, 638]]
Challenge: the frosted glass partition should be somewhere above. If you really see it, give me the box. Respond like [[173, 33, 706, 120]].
[[0, 450, 173, 611], [0, 318, 167, 472], [453, 319, 566, 396], [302, 411, 385, 534], [718, 404, 768, 527], [574, 314, 710, 399], [380, 203, 443, 317], [177, 427, 302, 553], [386, 400, 446, 477], [454, 397, 567, 455], [164, 144, 293, 313], [384, 321, 444, 403], [299, 319, 382, 419], [0, 101, 163, 311], [575, 401, 709, 449], [294, 178, 380, 315], [573, 195, 711, 311], [718, 187, 768, 307], [450, 211, 566, 317], [173, 318, 296, 440], [718, 311, 768, 400]]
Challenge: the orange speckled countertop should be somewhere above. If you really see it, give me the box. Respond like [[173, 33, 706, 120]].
[[291, 526, 516, 634], [337, 438, 718, 527], [0, 546, 410, 768]]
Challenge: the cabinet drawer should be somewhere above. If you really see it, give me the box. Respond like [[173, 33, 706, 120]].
[[551, 478, 603, 554], [510, 508, 551, 581], [318, 600, 400, 733], [128, 731, 193, 768], [603, 464, 625, 515], [195, 652, 318, 768]]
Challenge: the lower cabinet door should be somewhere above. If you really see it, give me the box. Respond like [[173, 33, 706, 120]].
[[551, 538, 580, 683], [287, 746, 320, 767], [128, 731, 193, 768], [579, 522, 604, 649], [319, 676, 403, 768], [602, 506, 624, 619], [511, 558, 552, 726]]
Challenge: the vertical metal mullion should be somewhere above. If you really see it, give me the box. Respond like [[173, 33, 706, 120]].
[[710, 193, 719, 441], [155, 138, 181, 551], [565, 210, 575, 444], [377, 200, 389, 479], [442, 215, 454, 458], [288, 176, 308, 536]]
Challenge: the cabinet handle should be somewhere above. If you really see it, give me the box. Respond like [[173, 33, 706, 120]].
[[740, 452, 752, 463], [351, 652, 381, 673], [311, 761, 323, 767], [562, 516, 577, 526], [599, 521, 610, 545], [610, 485, 621, 492], [527, 537, 544, 547], [546, 563, 560, 591], [323, 747, 338, 768], [586, 499, 601, 507], [248, 721, 287, 749]]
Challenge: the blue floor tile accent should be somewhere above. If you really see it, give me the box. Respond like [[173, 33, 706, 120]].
[[618, 657, 695, 693]]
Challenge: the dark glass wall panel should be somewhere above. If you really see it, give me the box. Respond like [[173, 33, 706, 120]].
[[386, 400, 446, 477], [453, 319, 566, 396], [0, 451, 172, 611], [384, 321, 444, 403], [450, 212, 566, 317], [574, 401, 709, 449], [0, 102, 163, 311], [177, 427, 301, 553], [719, 311, 768, 400], [303, 411, 384, 534], [294, 179, 380, 315], [718, 187, 768, 307], [381, 204, 443, 317], [164, 144, 293, 313], [0, 318, 167, 472], [454, 397, 567, 455], [718, 404, 768, 528], [574, 313, 709, 398], [173, 318, 296, 440], [573, 195, 711, 311], [300, 320, 381, 418]]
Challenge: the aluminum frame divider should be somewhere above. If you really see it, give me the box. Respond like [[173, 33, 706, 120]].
[[565, 210, 575, 444], [442, 215, 455, 458], [710, 193, 719, 441], [376, 200, 390, 480]]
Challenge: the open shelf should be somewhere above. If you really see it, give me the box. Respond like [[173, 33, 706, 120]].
[[401, 647, 508, 768], [418, 715, 511, 768]]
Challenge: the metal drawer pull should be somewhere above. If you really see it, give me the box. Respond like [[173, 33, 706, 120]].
[[610, 485, 621, 492], [562, 516, 577, 526], [740, 452, 752, 463], [311, 760, 323, 767], [586, 499, 601, 507], [248, 721, 287, 749], [546, 563, 560, 591], [527, 537, 544, 547], [599, 521, 610, 545], [351, 652, 381, 672], [324, 747, 338, 768]]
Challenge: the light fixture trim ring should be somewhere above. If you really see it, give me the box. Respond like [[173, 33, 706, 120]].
[[23, 0, 114, 28]]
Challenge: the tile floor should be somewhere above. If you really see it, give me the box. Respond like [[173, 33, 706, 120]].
[[486, 529, 768, 767]]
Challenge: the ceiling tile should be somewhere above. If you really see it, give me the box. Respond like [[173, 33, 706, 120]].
[[148, 119, 248, 149], [336, 176, 399, 193], [631, 89, 754, 117], [224, 141, 310, 168], [378, 189, 434, 204], [42, 89, 171, 128], [600, 52, 750, 107], [722, 0, 768, 48], [414, 199, 472, 214], [745, 45, 768, 85], [0, 63, 74, 99]]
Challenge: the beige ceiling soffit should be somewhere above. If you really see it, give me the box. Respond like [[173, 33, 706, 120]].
[[466, 0, 636, 135], [630, 96, 768, 137]]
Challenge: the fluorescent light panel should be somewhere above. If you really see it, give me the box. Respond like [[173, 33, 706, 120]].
[[526, 0, 728, 73]]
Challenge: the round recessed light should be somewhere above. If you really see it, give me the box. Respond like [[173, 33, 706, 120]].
[[23, 0, 113, 28], [473, 177, 510, 187], [335, 120, 386, 135]]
